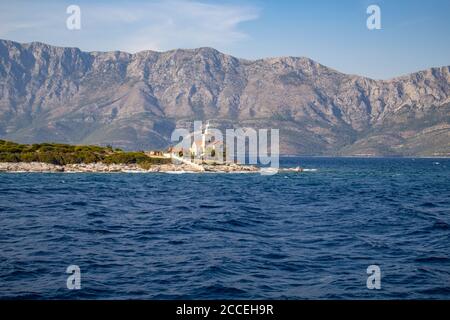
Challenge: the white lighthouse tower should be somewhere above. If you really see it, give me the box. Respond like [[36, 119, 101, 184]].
[[201, 120, 210, 152]]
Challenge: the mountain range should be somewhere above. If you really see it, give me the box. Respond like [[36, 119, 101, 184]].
[[0, 39, 449, 156]]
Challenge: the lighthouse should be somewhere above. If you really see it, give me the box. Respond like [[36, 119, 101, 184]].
[[201, 120, 210, 151]]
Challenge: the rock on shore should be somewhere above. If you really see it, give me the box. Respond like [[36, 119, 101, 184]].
[[0, 162, 261, 173]]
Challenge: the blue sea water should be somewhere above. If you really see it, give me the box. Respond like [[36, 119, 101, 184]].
[[0, 157, 449, 300]]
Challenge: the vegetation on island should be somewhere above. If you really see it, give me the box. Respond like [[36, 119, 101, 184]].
[[0, 140, 171, 168]]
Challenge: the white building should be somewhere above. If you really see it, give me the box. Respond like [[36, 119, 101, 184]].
[[190, 121, 223, 160]]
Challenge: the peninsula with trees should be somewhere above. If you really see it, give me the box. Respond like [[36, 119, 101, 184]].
[[0, 139, 263, 173]]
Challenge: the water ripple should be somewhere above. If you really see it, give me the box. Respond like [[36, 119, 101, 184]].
[[0, 157, 450, 299]]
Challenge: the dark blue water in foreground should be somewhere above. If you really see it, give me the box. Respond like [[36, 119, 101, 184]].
[[1, 158, 449, 300]]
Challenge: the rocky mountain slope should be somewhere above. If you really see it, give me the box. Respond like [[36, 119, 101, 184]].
[[0, 39, 449, 155]]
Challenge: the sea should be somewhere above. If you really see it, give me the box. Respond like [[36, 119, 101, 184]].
[[0, 157, 449, 299]]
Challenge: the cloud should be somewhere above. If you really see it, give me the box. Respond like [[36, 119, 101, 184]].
[[0, 0, 260, 53], [88, 0, 260, 53]]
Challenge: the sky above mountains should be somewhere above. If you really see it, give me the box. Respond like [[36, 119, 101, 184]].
[[0, 0, 449, 79]]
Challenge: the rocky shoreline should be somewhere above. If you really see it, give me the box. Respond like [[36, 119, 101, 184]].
[[0, 162, 262, 173], [0, 162, 307, 174]]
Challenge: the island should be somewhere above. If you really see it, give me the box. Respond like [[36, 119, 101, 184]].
[[0, 139, 301, 173]]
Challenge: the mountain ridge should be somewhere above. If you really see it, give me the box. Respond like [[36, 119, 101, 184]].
[[0, 39, 449, 155], [12, 39, 448, 81]]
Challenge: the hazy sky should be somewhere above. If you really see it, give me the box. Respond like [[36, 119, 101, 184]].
[[0, 0, 449, 79]]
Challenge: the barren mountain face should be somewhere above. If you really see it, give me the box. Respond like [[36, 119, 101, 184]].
[[0, 39, 449, 155]]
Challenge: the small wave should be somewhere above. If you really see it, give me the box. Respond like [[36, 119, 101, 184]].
[[199, 203, 223, 209], [199, 284, 248, 297], [224, 219, 252, 228], [415, 256, 450, 263], [167, 240, 184, 245], [432, 220, 450, 230], [165, 171, 197, 174], [418, 287, 450, 295], [420, 202, 437, 208], [260, 168, 279, 174], [70, 201, 88, 206], [262, 253, 289, 260]]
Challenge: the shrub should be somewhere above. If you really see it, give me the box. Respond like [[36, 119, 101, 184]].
[[0, 152, 20, 162], [103, 152, 149, 164], [37, 152, 65, 165], [0, 139, 169, 166], [19, 152, 39, 162]]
